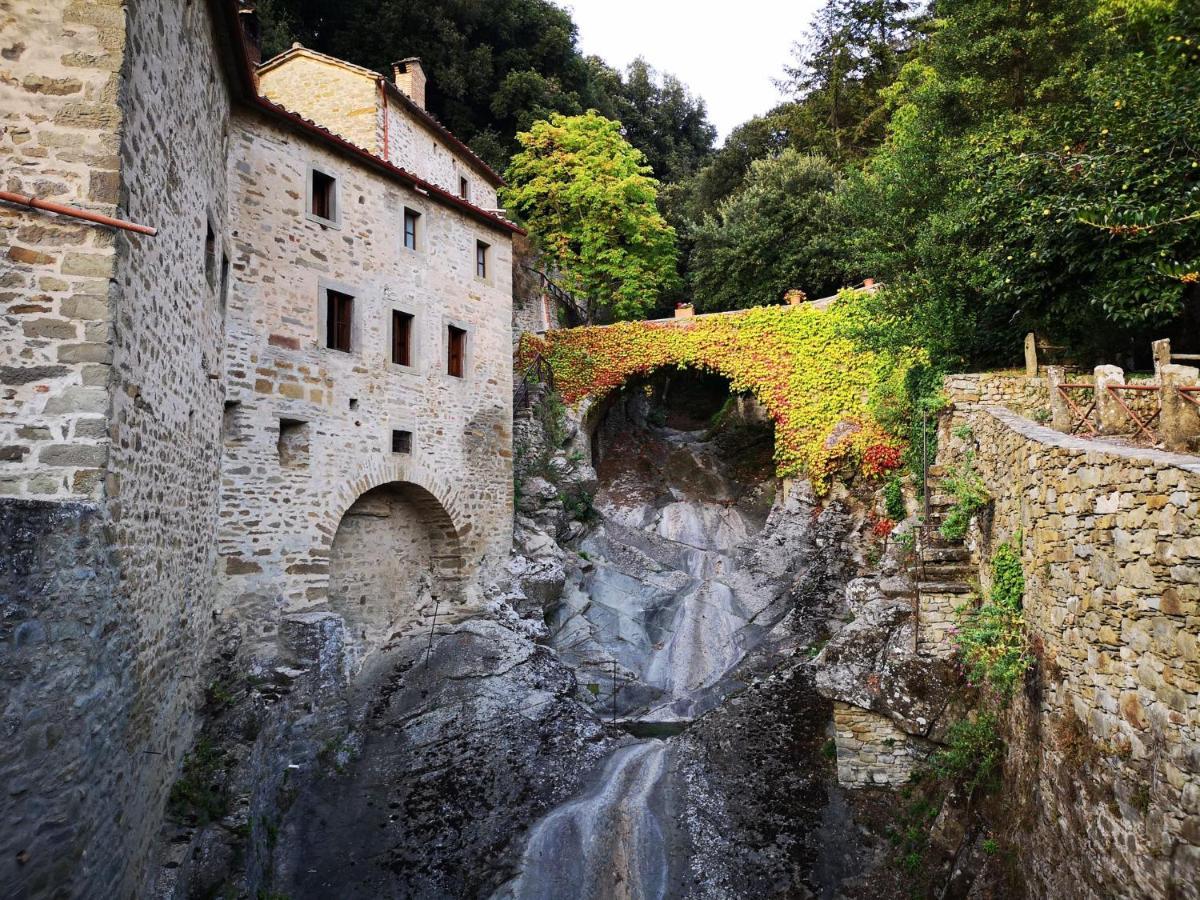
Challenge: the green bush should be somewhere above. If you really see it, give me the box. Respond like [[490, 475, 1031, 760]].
[[884, 475, 906, 521], [952, 541, 1032, 698], [932, 711, 1004, 794], [938, 453, 989, 541]]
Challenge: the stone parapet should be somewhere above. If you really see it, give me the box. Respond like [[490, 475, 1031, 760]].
[[942, 371, 1050, 418], [939, 403, 1200, 898]]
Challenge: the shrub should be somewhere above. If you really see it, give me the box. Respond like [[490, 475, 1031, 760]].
[[884, 475, 906, 521], [952, 541, 1032, 699], [932, 711, 1004, 794], [938, 453, 989, 541]]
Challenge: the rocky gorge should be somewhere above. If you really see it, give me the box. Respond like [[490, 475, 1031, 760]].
[[149, 371, 1025, 900]]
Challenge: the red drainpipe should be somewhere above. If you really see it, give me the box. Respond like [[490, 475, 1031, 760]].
[[0, 190, 157, 236]]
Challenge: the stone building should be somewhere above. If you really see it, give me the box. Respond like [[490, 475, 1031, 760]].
[[1, 1, 516, 896]]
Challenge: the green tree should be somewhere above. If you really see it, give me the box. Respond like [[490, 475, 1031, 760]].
[[689, 151, 849, 312], [504, 112, 681, 322], [836, 0, 1199, 366], [257, 0, 715, 175]]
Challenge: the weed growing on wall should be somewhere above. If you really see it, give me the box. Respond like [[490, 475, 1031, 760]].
[[938, 451, 989, 540], [519, 292, 915, 489], [953, 541, 1032, 701]]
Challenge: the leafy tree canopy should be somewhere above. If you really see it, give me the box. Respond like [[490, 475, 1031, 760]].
[[503, 112, 681, 322], [256, 0, 715, 175], [689, 151, 848, 312]]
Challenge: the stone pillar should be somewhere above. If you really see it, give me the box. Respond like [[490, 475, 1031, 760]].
[[1152, 339, 1172, 376], [1094, 365, 1127, 435], [1159, 363, 1200, 452], [1047, 366, 1070, 432], [1025, 332, 1039, 376]]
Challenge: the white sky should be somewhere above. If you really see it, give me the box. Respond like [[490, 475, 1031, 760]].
[[565, 0, 824, 143]]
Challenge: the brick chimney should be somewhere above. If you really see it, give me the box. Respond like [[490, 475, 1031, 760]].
[[392, 58, 426, 109]]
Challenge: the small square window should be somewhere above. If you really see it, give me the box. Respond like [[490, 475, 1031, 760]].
[[391, 429, 412, 454], [326, 289, 353, 352], [475, 241, 489, 280], [392, 310, 413, 366], [311, 169, 337, 222], [459, 176, 469, 200], [278, 418, 310, 468], [447, 325, 466, 378]]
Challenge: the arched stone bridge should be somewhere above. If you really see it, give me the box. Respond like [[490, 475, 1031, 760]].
[[517, 299, 909, 487]]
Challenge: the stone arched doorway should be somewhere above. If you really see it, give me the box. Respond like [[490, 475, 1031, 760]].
[[327, 481, 463, 671]]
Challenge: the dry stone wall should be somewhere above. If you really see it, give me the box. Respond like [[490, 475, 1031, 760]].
[[941, 371, 1050, 418], [832, 701, 927, 787], [940, 400, 1200, 898]]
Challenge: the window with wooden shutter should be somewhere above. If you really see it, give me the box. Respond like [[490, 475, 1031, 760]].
[[311, 169, 336, 221], [447, 325, 466, 378], [392, 311, 413, 366], [326, 289, 353, 352]]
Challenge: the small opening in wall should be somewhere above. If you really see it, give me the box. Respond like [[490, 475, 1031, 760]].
[[222, 400, 241, 443], [475, 241, 489, 280], [277, 418, 310, 468], [219, 252, 230, 311], [403, 207, 420, 251], [447, 325, 466, 378], [391, 429, 412, 454], [459, 176, 469, 201], [204, 220, 216, 287], [349, 398, 359, 410]]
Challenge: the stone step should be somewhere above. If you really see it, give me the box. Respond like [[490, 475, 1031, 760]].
[[921, 563, 973, 580], [927, 464, 948, 478], [921, 547, 970, 563], [918, 581, 974, 595], [879, 575, 915, 597], [927, 492, 957, 508]]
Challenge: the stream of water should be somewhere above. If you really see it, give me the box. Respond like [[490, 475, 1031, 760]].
[[500, 423, 783, 899]]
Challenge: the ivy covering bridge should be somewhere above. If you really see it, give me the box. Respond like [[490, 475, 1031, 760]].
[[518, 295, 918, 489]]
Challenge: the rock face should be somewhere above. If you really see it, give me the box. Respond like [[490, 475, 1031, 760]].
[[274, 620, 624, 899]]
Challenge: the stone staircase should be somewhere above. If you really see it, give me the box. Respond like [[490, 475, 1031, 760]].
[[914, 465, 977, 655]]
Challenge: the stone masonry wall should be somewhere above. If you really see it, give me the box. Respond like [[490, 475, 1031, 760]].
[[832, 701, 926, 787], [2, 0, 232, 896], [217, 111, 514, 663], [380, 95, 500, 211], [0, 0, 124, 499], [258, 52, 378, 153], [942, 371, 1050, 418], [940, 401, 1200, 898], [257, 50, 500, 210]]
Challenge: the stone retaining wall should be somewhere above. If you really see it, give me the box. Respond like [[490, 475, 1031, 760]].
[[832, 702, 926, 787], [940, 401, 1200, 899]]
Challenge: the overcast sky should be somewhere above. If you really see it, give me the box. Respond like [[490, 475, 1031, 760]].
[[565, 0, 824, 143]]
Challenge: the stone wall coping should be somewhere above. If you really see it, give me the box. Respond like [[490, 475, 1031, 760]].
[[979, 404, 1200, 474]]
